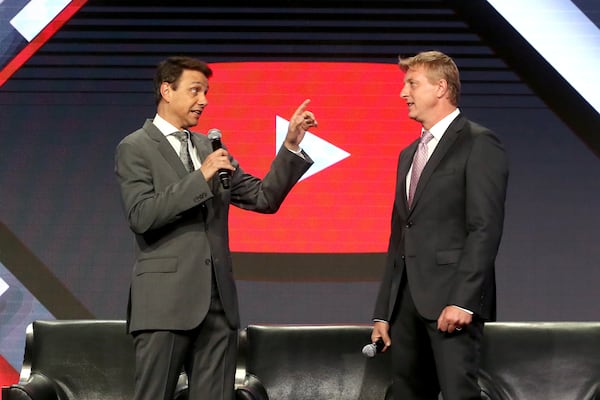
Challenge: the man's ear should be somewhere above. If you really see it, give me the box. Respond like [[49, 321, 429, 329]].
[[160, 82, 171, 102], [437, 79, 449, 99]]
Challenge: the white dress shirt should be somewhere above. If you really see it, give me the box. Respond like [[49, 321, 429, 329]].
[[153, 114, 200, 170], [405, 108, 460, 198]]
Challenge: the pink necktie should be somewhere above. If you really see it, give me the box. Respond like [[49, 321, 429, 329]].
[[408, 131, 434, 207]]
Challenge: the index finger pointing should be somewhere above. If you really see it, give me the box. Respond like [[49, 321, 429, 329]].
[[292, 99, 311, 117]]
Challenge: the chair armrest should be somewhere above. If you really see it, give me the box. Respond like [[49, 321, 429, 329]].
[[478, 370, 509, 400], [235, 374, 268, 400], [2, 373, 61, 400], [384, 384, 393, 400], [173, 371, 189, 400]]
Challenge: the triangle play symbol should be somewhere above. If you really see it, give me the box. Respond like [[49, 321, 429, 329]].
[[276, 115, 351, 181]]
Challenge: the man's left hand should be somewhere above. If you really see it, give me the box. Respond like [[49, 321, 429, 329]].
[[285, 99, 318, 151], [437, 306, 472, 333]]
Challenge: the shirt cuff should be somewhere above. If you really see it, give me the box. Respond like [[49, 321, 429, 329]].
[[452, 305, 473, 314], [286, 146, 305, 158]]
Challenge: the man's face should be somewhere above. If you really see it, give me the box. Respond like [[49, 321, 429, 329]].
[[400, 65, 440, 127], [163, 69, 209, 130]]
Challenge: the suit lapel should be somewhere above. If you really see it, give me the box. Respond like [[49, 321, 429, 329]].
[[408, 114, 466, 213], [143, 119, 189, 179], [190, 130, 221, 193], [189, 131, 212, 163], [397, 140, 419, 215]]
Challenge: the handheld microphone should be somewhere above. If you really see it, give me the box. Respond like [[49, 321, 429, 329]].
[[361, 339, 384, 358], [207, 128, 231, 189]]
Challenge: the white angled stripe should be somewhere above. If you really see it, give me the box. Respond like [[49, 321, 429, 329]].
[[486, 0, 600, 114], [0, 277, 8, 297], [10, 0, 72, 42]]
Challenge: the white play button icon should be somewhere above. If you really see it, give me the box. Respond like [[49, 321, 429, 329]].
[[0, 277, 8, 297], [276, 115, 350, 181]]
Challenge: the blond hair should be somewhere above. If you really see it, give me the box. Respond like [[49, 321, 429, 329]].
[[398, 51, 460, 105]]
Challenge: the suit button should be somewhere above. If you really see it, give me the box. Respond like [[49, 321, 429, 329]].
[[204, 259, 211, 266], [406, 221, 413, 228], [401, 255, 406, 260], [194, 193, 208, 202]]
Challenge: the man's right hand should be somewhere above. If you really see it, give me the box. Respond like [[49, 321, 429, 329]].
[[200, 148, 235, 181], [371, 321, 392, 352]]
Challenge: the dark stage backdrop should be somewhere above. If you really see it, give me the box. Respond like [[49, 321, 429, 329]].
[[1, 0, 599, 377]]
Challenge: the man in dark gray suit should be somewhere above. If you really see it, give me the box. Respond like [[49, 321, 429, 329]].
[[371, 51, 508, 399], [115, 56, 317, 400]]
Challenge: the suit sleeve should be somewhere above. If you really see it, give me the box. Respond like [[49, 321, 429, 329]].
[[229, 145, 313, 213], [372, 150, 409, 322], [449, 130, 508, 313]]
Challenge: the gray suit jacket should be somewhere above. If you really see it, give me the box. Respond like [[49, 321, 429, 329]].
[[115, 119, 312, 332], [374, 114, 508, 322]]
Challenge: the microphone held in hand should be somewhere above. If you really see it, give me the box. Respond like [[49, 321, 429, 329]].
[[207, 128, 231, 189], [362, 339, 385, 358]]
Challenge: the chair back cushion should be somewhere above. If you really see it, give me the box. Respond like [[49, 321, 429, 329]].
[[480, 322, 600, 400], [243, 325, 392, 400], [28, 320, 135, 400]]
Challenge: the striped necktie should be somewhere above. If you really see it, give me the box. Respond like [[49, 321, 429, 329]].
[[172, 131, 194, 173], [408, 130, 434, 207]]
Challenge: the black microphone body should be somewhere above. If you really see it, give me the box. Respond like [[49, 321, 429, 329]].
[[207, 128, 231, 189], [361, 338, 385, 358]]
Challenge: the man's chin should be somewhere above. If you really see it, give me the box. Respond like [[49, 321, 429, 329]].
[[187, 117, 200, 128]]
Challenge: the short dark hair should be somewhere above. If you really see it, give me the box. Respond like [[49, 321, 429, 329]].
[[153, 56, 213, 105]]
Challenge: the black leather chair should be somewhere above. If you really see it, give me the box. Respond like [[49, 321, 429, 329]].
[[478, 322, 600, 400], [234, 325, 392, 400], [5, 321, 599, 400], [1, 320, 188, 400], [235, 322, 600, 400]]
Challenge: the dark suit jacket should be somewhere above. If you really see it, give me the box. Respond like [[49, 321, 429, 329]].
[[374, 114, 508, 322], [115, 119, 312, 333]]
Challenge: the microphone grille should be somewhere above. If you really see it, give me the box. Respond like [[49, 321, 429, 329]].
[[207, 128, 222, 140], [361, 344, 376, 358]]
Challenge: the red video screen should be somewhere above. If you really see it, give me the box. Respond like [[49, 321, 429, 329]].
[[198, 62, 421, 253]]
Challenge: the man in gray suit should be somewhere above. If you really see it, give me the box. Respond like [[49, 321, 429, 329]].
[[371, 51, 508, 399], [115, 56, 317, 400]]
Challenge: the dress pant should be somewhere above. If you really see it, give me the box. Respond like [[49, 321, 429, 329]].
[[132, 290, 237, 400], [389, 274, 484, 400]]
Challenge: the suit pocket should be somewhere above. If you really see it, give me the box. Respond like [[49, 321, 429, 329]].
[[135, 257, 178, 275], [436, 249, 462, 265]]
